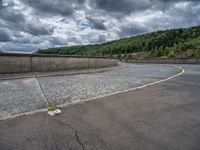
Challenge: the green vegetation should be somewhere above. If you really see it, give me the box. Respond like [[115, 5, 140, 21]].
[[48, 103, 60, 111], [37, 25, 200, 59]]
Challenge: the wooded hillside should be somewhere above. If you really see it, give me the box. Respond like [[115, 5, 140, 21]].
[[37, 25, 200, 59]]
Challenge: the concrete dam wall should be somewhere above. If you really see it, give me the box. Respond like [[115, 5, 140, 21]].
[[126, 58, 200, 64], [0, 54, 118, 73]]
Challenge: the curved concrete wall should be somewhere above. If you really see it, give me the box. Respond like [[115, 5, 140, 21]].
[[0, 54, 118, 73], [126, 58, 200, 64]]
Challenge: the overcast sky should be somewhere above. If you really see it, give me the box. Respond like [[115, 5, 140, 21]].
[[0, 0, 200, 52]]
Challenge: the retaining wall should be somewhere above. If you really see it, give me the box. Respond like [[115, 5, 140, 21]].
[[0, 54, 118, 73], [126, 58, 200, 64]]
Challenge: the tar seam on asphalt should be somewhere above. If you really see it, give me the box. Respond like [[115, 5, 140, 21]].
[[54, 117, 86, 150]]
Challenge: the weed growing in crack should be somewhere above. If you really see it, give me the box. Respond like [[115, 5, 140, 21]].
[[48, 103, 61, 111]]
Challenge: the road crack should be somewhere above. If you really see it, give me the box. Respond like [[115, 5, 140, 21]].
[[54, 117, 86, 150]]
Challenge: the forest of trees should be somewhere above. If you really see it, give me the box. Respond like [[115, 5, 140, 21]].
[[37, 25, 200, 59]]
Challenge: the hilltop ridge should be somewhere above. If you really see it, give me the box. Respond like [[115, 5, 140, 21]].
[[37, 25, 200, 59]]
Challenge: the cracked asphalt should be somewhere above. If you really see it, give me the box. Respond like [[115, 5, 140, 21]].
[[0, 64, 199, 150], [0, 63, 178, 119]]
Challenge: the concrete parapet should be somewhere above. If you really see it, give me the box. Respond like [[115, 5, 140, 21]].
[[127, 58, 200, 64], [0, 54, 117, 73]]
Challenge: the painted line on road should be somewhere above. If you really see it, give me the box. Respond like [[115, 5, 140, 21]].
[[0, 65, 185, 121], [0, 108, 47, 121]]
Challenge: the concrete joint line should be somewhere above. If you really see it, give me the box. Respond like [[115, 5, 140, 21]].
[[35, 76, 50, 105]]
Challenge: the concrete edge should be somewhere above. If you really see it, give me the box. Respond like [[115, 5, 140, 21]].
[[125, 58, 200, 64], [0, 63, 126, 81], [0, 53, 116, 59], [0, 64, 185, 121], [0, 108, 47, 121]]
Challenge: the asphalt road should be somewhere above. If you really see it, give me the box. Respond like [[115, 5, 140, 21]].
[[0, 64, 177, 119], [0, 64, 199, 150]]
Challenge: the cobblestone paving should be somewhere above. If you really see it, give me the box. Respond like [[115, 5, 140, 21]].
[[0, 64, 178, 119]]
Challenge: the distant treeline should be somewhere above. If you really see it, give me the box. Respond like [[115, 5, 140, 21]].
[[37, 25, 200, 58]]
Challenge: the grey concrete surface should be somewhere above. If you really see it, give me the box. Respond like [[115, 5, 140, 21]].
[[0, 54, 117, 73], [0, 78, 47, 119], [0, 64, 199, 150], [0, 63, 124, 80], [0, 64, 178, 119], [38, 64, 177, 104]]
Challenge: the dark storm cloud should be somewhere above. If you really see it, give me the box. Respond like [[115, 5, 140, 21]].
[[50, 37, 67, 45], [116, 0, 200, 37], [157, 0, 199, 1], [119, 25, 148, 37], [0, 7, 25, 24], [90, 0, 151, 14], [22, 0, 85, 16], [0, 2, 55, 52], [81, 32, 107, 44], [13, 38, 31, 44], [145, 0, 200, 31], [66, 37, 82, 44], [0, 0, 2, 8], [25, 23, 54, 36], [1, 0, 200, 52], [86, 17, 107, 30], [0, 30, 11, 42], [90, 0, 200, 16], [0, 4, 54, 36], [97, 35, 107, 43], [168, 2, 200, 25]]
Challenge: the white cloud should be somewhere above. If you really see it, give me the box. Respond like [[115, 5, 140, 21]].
[[0, 0, 200, 52]]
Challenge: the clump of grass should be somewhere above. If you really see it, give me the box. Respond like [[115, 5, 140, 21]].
[[48, 103, 60, 111]]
